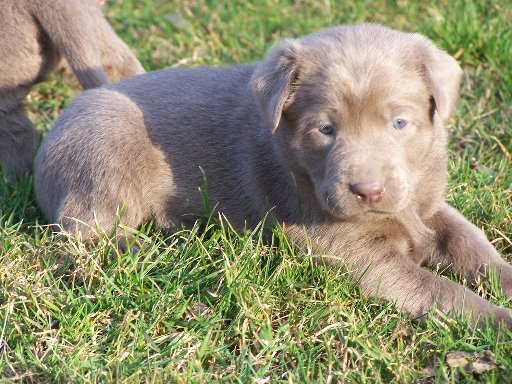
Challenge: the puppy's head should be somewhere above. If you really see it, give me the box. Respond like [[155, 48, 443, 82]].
[[251, 24, 462, 220]]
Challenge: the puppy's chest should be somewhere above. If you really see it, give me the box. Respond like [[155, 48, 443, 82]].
[[391, 219, 435, 263], [363, 216, 435, 265], [404, 237, 432, 265]]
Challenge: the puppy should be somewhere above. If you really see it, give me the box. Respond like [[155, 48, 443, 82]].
[[35, 24, 512, 328], [0, 0, 144, 181]]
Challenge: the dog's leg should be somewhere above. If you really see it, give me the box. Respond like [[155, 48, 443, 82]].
[[30, 0, 108, 89], [88, 5, 145, 83], [0, 107, 38, 182], [54, 183, 149, 249], [291, 221, 512, 327], [356, 250, 512, 328], [424, 203, 512, 297]]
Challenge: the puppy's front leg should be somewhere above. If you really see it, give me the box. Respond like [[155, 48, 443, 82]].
[[356, 252, 512, 328], [425, 203, 512, 297]]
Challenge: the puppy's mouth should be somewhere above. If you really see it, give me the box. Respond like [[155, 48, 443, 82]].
[[366, 208, 393, 214], [361, 197, 409, 215], [321, 189, 409, 219], [360, 205, 404, 218]]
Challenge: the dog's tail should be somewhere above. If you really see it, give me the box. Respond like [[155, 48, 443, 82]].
[[29, 0, 108, 89]]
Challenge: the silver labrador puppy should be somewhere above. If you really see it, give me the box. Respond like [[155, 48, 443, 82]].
[[0, 0, 144, 181], [35, 24, 512, 328]]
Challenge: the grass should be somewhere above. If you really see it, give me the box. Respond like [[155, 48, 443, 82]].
[[1, 0, 512, 382]]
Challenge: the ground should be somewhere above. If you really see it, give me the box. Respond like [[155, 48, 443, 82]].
[[1, 0, 511, 382]]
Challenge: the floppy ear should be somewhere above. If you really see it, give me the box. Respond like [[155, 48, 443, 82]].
[[420, 39, 463, 124], [251, 39, 301, 132]]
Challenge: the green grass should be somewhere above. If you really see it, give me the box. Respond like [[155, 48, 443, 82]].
[[1, 0, 512, 382]]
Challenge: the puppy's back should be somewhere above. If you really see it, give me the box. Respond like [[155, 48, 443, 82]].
[[34, 64, 270, 234]]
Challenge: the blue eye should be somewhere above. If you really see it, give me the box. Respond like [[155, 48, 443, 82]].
[[319, 125, 334, 135], [393, 118, 408, 129]]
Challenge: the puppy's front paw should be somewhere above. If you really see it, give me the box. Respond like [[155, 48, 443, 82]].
[[492, 306, 512, 330], [484, 263, 512, 299], [499, 273, 512, 299]]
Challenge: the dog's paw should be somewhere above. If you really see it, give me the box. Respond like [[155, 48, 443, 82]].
[[492, 306, 512, 331]]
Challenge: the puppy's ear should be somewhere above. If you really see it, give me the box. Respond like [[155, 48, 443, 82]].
[[420, 39, 463, 124], [251, 39, 301, 132]]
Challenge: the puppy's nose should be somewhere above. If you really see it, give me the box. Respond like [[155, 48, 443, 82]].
[[350, 182, 384, 204]]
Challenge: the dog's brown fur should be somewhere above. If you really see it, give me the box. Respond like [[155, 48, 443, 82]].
[[0, 0, 144, 181], [34, 24, 512, 328]]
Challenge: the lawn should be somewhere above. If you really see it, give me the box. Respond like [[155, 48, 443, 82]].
[[1, 0, 511, 382]]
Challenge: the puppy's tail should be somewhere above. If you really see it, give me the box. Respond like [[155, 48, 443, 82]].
[[29, 0, 108, 89]]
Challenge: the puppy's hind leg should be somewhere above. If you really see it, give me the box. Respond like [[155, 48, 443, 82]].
[[35, 89, 165, 252], [54, 178, 150, 253], [0, 107, 39, 182], [90, 5, 145, 82]]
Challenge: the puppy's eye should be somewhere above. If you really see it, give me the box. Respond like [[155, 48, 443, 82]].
[[319, 125, 334, 135], [392, 118, 408, 129]]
